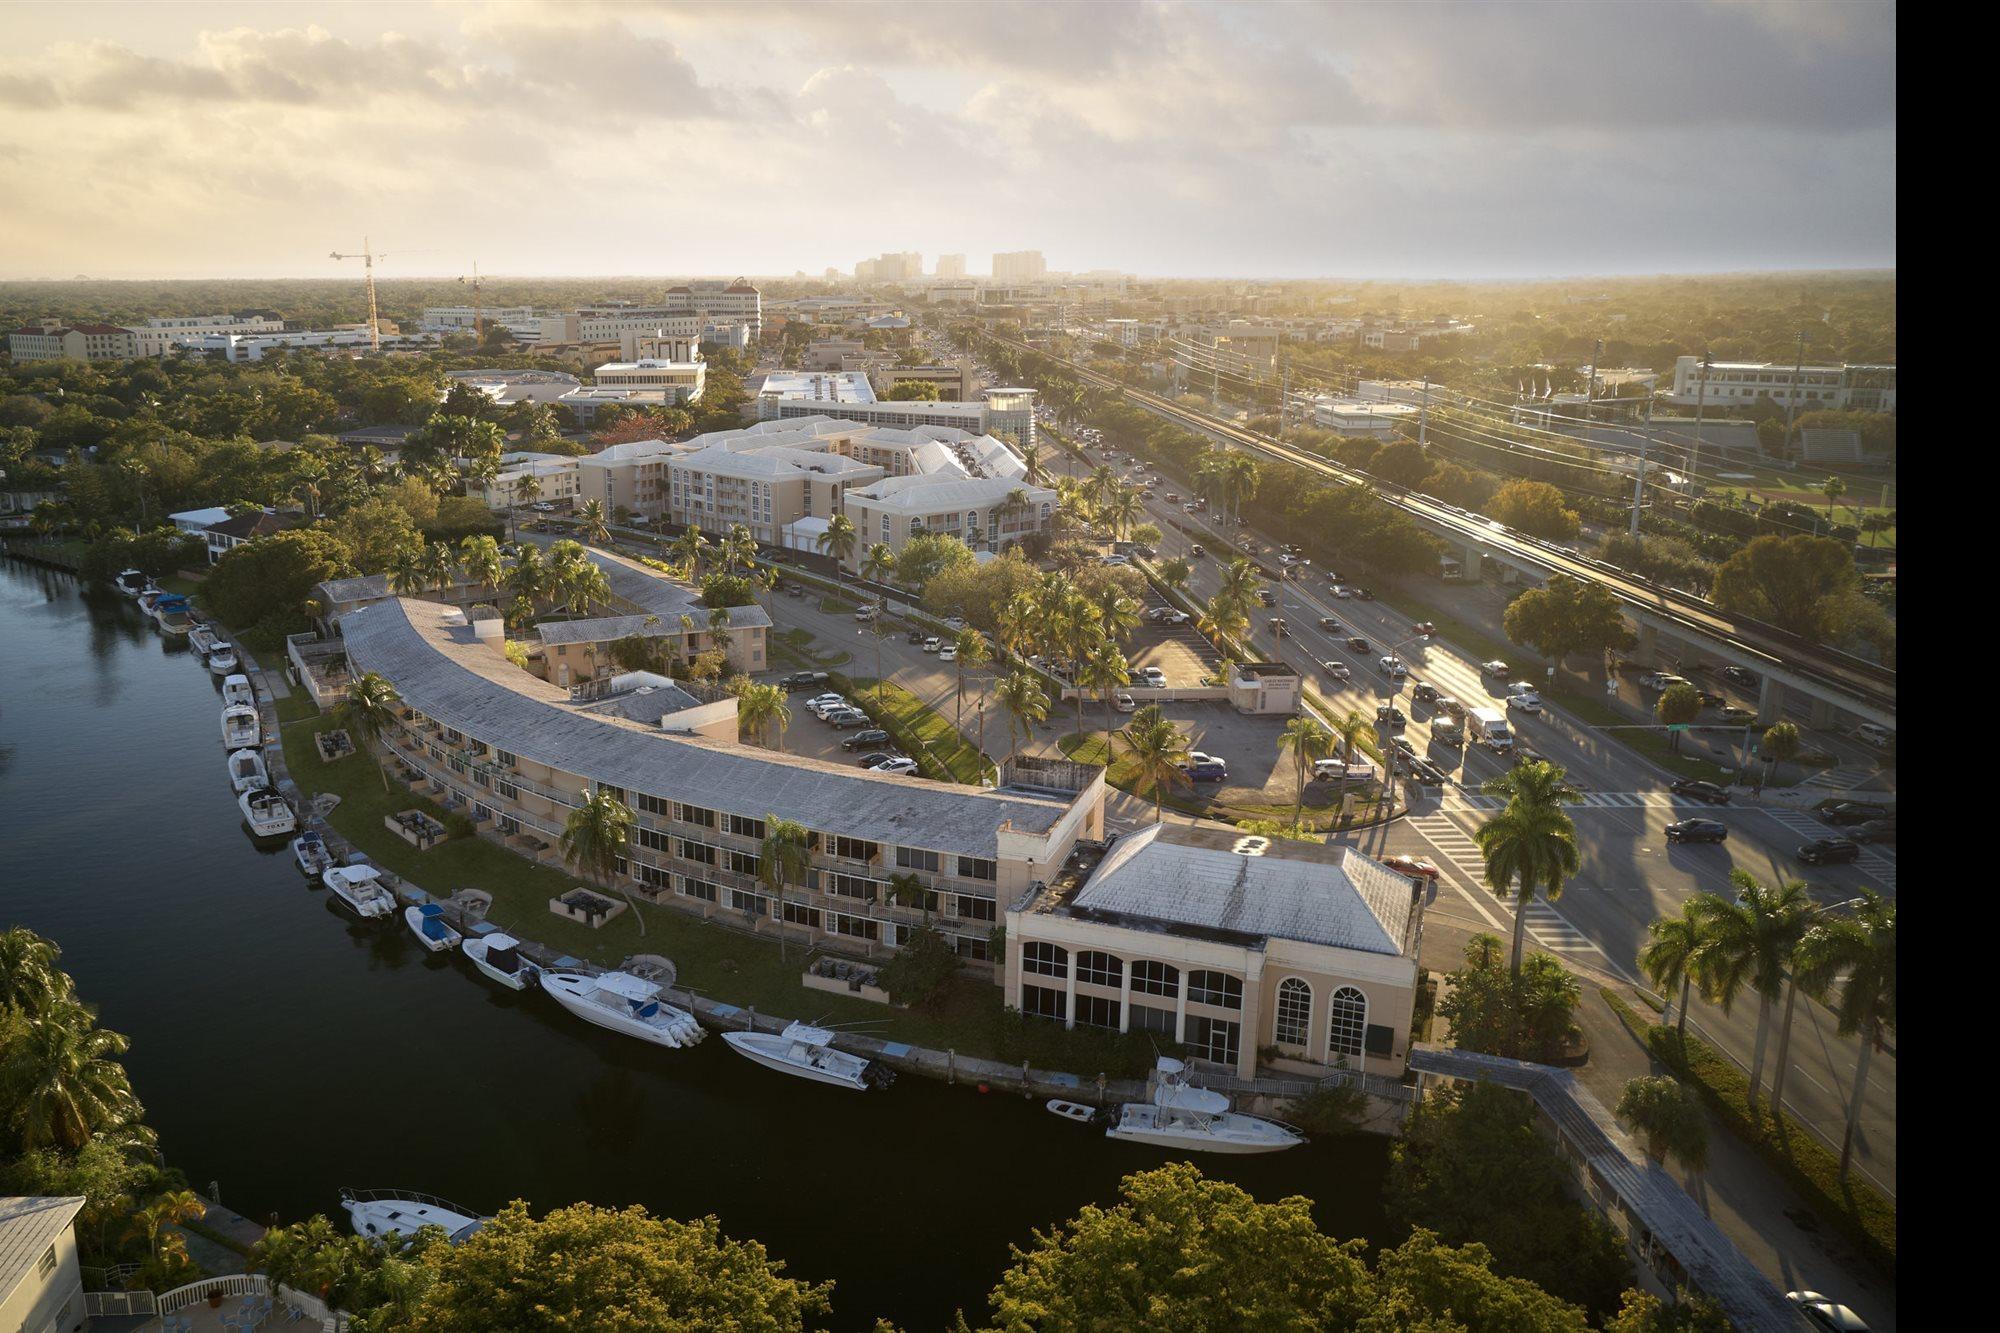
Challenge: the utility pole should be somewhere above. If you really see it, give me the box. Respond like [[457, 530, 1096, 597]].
[[1585, 338, 1602, 422], [330, 238, 386, 351], [1630, 398, 1653, 538], [1781, 329, 1807, 451], [1687, 349, 1711, 491], [1418, 376, 1431, 446]]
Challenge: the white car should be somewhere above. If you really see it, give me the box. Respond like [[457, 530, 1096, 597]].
[[938, 645, 958, 662], [1313, 758, 1377, 783], [530, 501, 557, 513], [943, 616, 967, 631], [1506, 690, 1543, 713], [1328, 584, 1352, 599], [922, 636, 942, 653], [869, 757, 920, 775], [1785, 1292, 1869, 1332], [1321, 660, 1352, 680], [1099, 553, 1131, 566], [854, 606, 879, 622], [1139, 666, 1167, 687], [804, 693, 845, 712], [1853, 722, 1892, 748], [1113, 691, 1137, 713], [1379, 656, 1408, 679]]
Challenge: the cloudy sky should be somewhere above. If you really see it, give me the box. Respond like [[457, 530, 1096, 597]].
[[0, 0, 1895, 280]]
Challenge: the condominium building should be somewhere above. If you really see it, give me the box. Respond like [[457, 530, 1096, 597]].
[[934, 254, 967, 279], [663, 420, 887, 546], [671, 280, 763, 341], [1006, 824, 1423, 1079], [1663, 357, 1896, 415], [757, 375, 1036, 451], [992, 250, 1047, 283], [841, 470, 1057, 564], [130, 312, 286, 357], [590, 357, 706, 404], [929, 283, 980, 305], [576, 438, 699, 516], [332, 594, 1104, 966], [856, 252, 922, 284], [480, 455, 581, 508], [7, 318, 137, 362]]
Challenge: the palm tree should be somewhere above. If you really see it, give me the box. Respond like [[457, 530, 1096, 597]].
[[1818, 474, 1847, 525], [1076, 640, 1131, 756], [1326, 708, 1371, 812], [1474, 760, 1583, 977], [126, 1190, 207, 1263], [1279, 715, 1332, 832], [577, 498, 611, 545], [10, 1015, 144, 1151], [951, 627, 991, 728], [561, 561, 612, 619], [1198, 594, 1249, 653], [994, 669, 1050, 761], [860, 541, 896, 588], [0, 926, 74, 1017], [1792, 888, 1896, 1180], [1018, 440, 1049, 485], [1121, 705, 1191, 820], [1216, 556, 1259, 609], [1692, 870, 1811, 1112], [339, 671, 403, 793], [1639, 903, 1712, 1045], [669, 522, 710, 579], [1104, 488, 1144, 539], [1857, 510, 1895, 549], [706, 605, 734, 661], [387, 544, 428, 597], [1615, 1077, 1709, 1176], [421, 541, 459, 596], [460, 535, 504, 593], [721, 522, 757, 574], [562, 787, 641, 934], [883, 870, 930, 920], [996, 592, 1040, 662], [509, 472, 540, 542], [1755, 720, 1800, 791], [816, 513, 857, 568], [735, 680, 789, 750], [758, 816, 813, 959]]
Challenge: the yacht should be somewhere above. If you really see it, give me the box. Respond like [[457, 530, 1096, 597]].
[[323, 864, 397, 919], [291, 830, 334, 877], [538, 970, 705, 1048], [226, 748, 268, 794], [721, 1021, 880, 1091], [114, 568, 148, 596], [207, 642, 240, 675], [221, 703, 260, 749], [340, 1189, 488, 1245], [405, 903, 462, 953], [1101, 1058, 1304, 1155], [462, 932, 537, 991], [237, 787, 297, 839], [221, 674, 256, 709]]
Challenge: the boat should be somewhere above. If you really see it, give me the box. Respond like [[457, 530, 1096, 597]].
[[114, 568, 148, 595], [1101, 1058, 1304, 1155], [207, 642, 240, 675], [721, 1021, 882, 1091], [221, 703, 261, 749], [135, 588, 166, 615], [152, 595, 193, 636], [187, 626, 220, 656], [405, 903, 462, 953], [538, 970, 705, 1048], [291, 830, 333, 876], [226, 747, 268, 794], [340, 1188, 488, 1245], [462, 932, 537, 991], [221, 674, 255, 709], [1046, 1099, 1102, 1125], [323, 864, 397, 919], [237, 786, 297, 838]]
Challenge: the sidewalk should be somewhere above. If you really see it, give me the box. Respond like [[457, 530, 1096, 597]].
[[1573, 988, 1896, 1332]]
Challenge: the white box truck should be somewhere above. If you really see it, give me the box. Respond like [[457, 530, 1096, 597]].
[[1468, 707, 1513, 752]]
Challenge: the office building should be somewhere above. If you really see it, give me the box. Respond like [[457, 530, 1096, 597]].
[[1664, 357, 1896, 415], [590, 356, 706, 405], [1309, 398, 1419, 438], [992, 251, 1047, 283], [934, 254, 967, 279], [129, 312, 286, 357], [7, 318, 137, 362]]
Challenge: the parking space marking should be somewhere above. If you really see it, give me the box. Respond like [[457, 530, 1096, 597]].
[[1406, 813, 1606, 956]]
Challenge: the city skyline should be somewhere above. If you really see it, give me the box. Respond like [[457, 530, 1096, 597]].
[[0, 0, 1896, 281]]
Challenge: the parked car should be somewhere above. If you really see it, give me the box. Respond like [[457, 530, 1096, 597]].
[[1796, 837, 1861, 866], [922, 636, 942, 653], [1184, 761, 1228, 782], [1314, 757, 1377, 784], [1321, 660, 1352, 680], [825, 710, 873, 729], [1139, 666, 1168, 687], [854, 605, 879, 622], [841, 729, 891, 750], [1721, 665, 1761, 688], [1854, 722, 1893, 748], [853, 751, 903, 768], [1381, 854, 1440, 882], [1346, 636, 1370, 653], [870, 757, 921, 775], [906, 628, 926, 644], [1665, 819, 1729, 845], [943, 616, 966, 630], [1785, 1292, 1868, 1333], [1670, 778, 1732, 805], [780, 671, 829, 691]]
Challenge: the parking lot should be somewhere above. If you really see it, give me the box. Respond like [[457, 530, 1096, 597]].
[[1123, 585, 1218, 687]]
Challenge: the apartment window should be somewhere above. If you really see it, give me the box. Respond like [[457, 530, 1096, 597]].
[[1021, 984, 1066, 1021], [955, 892, 996, 923], [724, 813, 766, 840], [956, 855, 997, 881], [634, 827, 670, 855], [1074, 993, 1122, 1031], [781, 901, 822, 929], [678, 839, 717, 867], [952, 932, 990, 962], [826, 872, 877, 902], [1275, 977, 1313, 1048], [1328, 986, 1368, 1060], [729, 888, 769, 916], [1185, 1014, 1241, 1065], [896, 847, 940, 872], [1129, 1003, 1176, 1036], [726, 850, 760, 878], [829, 912, 879, 941], [1131, 960, 1179, 998], [634, 862, 672, 891], [678, 803, 717, 828], [1188, 970, 1242, 1010], [1076, 951, 1123, 988], [635, 792, 670, 817], [830, 835, 877, 862], [494, 778, 518, 801], [678, 876, 718, 903], [1022, 941, 1067, 978]]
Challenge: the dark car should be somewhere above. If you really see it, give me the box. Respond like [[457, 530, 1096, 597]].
[[1698, 691, 1727, 707], [1816, 800, 1891, 826], [826, 711, 873, 729], [1670, 778, 1732, 805], [1376, 705, 1407, 728], [1391, 737, 1418, 759], [1411, 682, 1440, 705], [1352, 587, 1375, 600], [1796, 837, 1861, 866], [1411, 758, 1450, 785], [1135, 545, 1158, 559], [1318, 616, 1344, 632], [906, 628, 926, 644], [1665, 819, 1729, 845], [1720, 665, 1761, 688], [1189, 543, 1205, 557], [841, 729, 892, 750], [1257, 589, 1278, 607], [780, 671, 829, 690], [1849, 818, 1895, 845], [853, 751, 903, 768], [1346, 636, 1370, 652], [1184, 761, 1228, 782]]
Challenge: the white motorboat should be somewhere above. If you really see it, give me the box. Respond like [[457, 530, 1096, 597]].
[[462, 932, 537, 991], [221, 703, 260, 749], [221, 674, 255, 709], [405, 903, 462, 953], [1102, 1058, 1304, 1155], [538, 970, 705, 1049], [722, 1021, 877, 1091], [114, 568, 148, 596], [324, 864, 397, 919], [136, 588, 166, 615], [187, 626, 220, 656], [237, 787, 297, 838], [152, 595, 193, 635], [291, 830, 334, 876], [340, 1188, 488, 1244], [207, 643, 240, 675], [226, 747, 268, 794], [1046, 1099, 1101, 1125]]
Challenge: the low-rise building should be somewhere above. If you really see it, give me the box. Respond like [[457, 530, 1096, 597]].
[[841, 471, 1057, 565], [1663, 356, 1896, 415], [1007, 824, 1424, 1080], [7, 319, 137, 362], [169, 506, 234, 536], [757, 376, 1036, 452], [130, 312, 286, 357], [481, 456, 581, 509], [0, 1196, 87, 1333], [590, 358, 706, 405], [446, 369, 583, 408], [875, 363, 975, 400], [202, 509, 303, 563], [577, 438, 698, 517], [1309, 398, 1419, 438]]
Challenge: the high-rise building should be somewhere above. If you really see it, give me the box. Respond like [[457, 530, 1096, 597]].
[[992, 250, 1047, 283], [934, 254, 967, 279], [855, 252, 922, 283]]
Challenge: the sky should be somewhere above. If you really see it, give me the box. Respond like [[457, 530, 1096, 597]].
[[0, 0, 1897, 281]]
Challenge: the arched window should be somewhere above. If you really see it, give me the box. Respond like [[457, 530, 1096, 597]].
[[1022, 942, 1067, 978], [1076, 951, 1123, 988], [1328, 986, 1368, 1060], [1274, 977, 1312, 1049]]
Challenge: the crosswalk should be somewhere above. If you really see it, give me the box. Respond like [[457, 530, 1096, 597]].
[[1405, 813, 1603, 956], [1799, 765, 1877, 792], [1764, 809, 1897, 890], [1440, 789, 1680, 813]]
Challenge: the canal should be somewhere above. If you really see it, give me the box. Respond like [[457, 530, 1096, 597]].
[[0, 559, 1393, 1329]]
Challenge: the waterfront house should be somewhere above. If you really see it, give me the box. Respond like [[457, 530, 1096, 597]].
[[0, 1196, 86, 1333]]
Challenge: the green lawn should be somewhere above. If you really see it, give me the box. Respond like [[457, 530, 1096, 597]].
[[831, 673, 989, 785], [817, 594, 858, 615]]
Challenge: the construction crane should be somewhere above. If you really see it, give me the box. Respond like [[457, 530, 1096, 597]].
[[329, 238, 386, 351], [457, 261, 483, 342]]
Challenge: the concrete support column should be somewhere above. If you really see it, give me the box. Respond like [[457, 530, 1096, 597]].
[[1063, 964, 1076, 1031], [1808, 694, 1834, 727], [1757, 675, 1787, 725], [1118, 963, 1132, 1035], [1635, 622, 1659, 662]]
